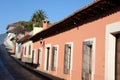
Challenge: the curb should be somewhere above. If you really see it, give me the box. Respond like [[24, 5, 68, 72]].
[[10, 55, 64, 80]]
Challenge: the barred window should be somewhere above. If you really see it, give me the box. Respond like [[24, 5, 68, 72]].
[[82, 41, 93, 80], [64, 44, 72, 74], [51, 46, 58, 71]]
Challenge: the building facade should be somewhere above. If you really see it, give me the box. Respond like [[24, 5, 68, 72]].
[[16, 24, 44, 61], [29, 1, 120, 80], [15, 0, 120, 80]]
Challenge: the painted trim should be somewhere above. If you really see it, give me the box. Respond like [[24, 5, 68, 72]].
[[105, 22, 120, 80], [66, 42, 73, 80], [44, 44, 51, 72], [84, 38, 96, 80]]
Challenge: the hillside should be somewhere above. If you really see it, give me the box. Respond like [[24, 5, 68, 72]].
[[0, 33, 6, 45]]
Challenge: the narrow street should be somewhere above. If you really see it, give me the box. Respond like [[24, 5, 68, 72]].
[[0, 45, 51, 80]]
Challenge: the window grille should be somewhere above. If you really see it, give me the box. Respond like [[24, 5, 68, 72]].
[[82, 41, 93, 80], [51, 46, 58, 71], [64, 44, 71, 74]]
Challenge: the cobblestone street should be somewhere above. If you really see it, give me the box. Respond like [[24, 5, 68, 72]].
[[0, 45, 51, 80]]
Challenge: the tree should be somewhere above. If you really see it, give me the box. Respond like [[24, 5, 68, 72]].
[[24, 21, 33, 32], [9, 10, 48, 33], [31, 10, 47, 27], [15, 21, 33, 32]]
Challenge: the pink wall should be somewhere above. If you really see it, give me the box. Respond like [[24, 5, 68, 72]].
[[32, 11, 120, 80]]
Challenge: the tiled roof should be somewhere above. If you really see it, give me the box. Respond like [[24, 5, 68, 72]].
[[17, 34, 31, 43], [30, 0, 120, 42]]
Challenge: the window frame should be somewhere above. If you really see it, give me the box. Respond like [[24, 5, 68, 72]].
[[44, 44, 51, 71], [82, 38, 96, 80]]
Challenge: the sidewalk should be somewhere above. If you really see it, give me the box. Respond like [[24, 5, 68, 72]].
[[10, 55, 64, 80]]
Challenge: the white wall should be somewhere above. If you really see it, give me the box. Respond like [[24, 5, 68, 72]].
[[5, 33, 15, 49], [22, 40, 33, 62], [33, 27, 43, 35]]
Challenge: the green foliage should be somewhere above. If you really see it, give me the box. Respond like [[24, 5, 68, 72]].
[[16, 26, 24, 33], [24, 22, 33, 32], [31, 9, 47, 27], [11, 10, 47, 32]]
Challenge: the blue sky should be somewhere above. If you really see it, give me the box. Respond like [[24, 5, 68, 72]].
[[0, 0, 93, 34]]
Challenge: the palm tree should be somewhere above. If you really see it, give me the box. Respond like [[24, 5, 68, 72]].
[[31, 10, 47, 27]]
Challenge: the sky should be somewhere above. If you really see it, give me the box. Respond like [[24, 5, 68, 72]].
[[0, 0, 93, 34]]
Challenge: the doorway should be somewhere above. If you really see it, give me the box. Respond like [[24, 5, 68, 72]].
[[32, 50, 35, 64], [116, 34, 120, 80], [105, 22, 120, 80], [38, 49, 42, 65], [46, 47, 50, 71], [44, 44, 51, 71]]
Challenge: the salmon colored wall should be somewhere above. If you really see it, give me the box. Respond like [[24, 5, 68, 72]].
[[32, 11, 120, 80], [11, 47, 15, 54], [33, 41, 41, 64]]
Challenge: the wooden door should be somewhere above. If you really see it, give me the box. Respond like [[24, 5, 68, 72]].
[[32, 50, 34, 64], [46, 47, 50, 71], [116, 35, 120, 80], [38, 49, 41, 65]]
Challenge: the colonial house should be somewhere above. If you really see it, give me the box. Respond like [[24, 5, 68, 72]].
[[15, 22, 45, 61], [16, 34, 32, 60], [26, 0, 120, 80], [5, 23, 18, 53]]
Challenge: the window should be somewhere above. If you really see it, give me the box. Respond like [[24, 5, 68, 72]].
[[32, 50, 36, 64], [32, 50, 35, 64], [29, 45, 31, 55], [64, 44, 72, 74], [18, 43, 21, 53], [38, 49, 42, 65], [51, 46, 58, 71], [82, 41, 93, 80], [24, 46, 26, 55]]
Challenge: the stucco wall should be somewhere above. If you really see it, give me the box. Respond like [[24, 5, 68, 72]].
[[33, 27, 43, 35], [32, 11, 120, 80], [22, 41, 33, 63]]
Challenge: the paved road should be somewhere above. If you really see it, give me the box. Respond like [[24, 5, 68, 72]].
[[0, 45, 50, 80]]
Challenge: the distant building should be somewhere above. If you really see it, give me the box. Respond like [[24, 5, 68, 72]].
[[0, 33, 6, 45], [5, 25, 16, 52], [5, 21, 26, 53], [15, 21, 47, 60]]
